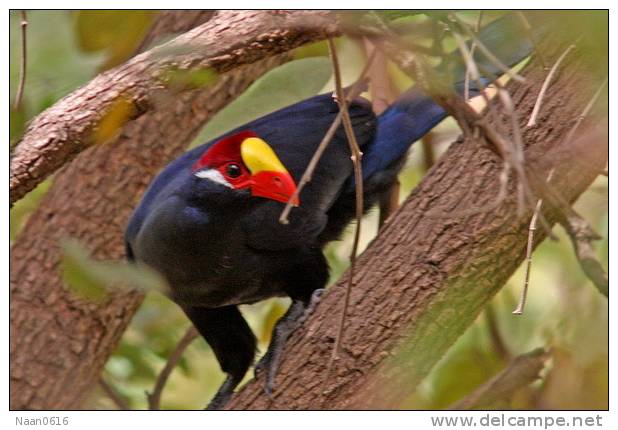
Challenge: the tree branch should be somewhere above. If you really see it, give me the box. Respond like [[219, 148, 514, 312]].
[[99, 377, 130, 410], [227, 30, 607, 410], [147, 326, 199, 410], [449, 348, 550, 410], [10, 10, 340, 206], [13, 10, 28, 110], [10, 11, 294, 410], [559, 212, 608, 298]]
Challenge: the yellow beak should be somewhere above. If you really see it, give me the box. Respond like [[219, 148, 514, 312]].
[[240, 137, 299, 206]]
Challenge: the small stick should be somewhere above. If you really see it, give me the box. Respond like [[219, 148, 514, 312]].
[[513, 168, 555, 315], [449, 13, 525, 83], [279, 50, 377, 225], [327, 37, 364, 361], [99, 377, 130, 410], [516, 11, 548, 69], [449, 348, 550, 410], [452, 29, 533, 218], [378, 180, 400, 228], [485, 304, 511, 362], [463, 11, 484, 101], [564, 77, 608, 145], [13, 10, 28, 110], [560, 211, 608, 298], [497, 87, 530, 216], [147, 326, 198, 410], [527, 44, 576, 127]]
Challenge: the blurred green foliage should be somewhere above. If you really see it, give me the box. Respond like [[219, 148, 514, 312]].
[[190, 57, 333, 147], [61, 239, 168, 302], [74, 10, 155, 70], [10, 10, 607, 411]]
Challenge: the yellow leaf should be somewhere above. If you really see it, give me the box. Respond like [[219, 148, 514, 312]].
[[93, 96, 134, 144]]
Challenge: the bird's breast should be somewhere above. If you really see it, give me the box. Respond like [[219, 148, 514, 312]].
[[132, 199, 287, 307]]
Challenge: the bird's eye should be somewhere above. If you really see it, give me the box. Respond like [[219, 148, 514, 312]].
[[225, 163, 242, 178]]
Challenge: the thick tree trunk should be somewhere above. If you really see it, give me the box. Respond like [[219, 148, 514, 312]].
[[9, 12, 292, 410], [228, 37, 607, 410]]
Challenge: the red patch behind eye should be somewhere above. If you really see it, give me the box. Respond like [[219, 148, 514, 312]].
[[192, 131, 258, 172]]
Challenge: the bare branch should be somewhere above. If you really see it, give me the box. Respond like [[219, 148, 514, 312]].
[[516, 12, 548, 69], [449, 348, 550, 410], [279, 50, 377, 224], [484, 304, 511, 362], [448, 13, 525, 83], [363, 39, 397, 115], [99, 377, 130, 410], [10, 11, 294, 410], [326, 36, 365, 366], [463, 11, 484, 101], [227, 36, 606, 408], [362, 38, 400, 226], [513, 168, 555, 315], [559, 212, 608, 298], [147, 326, 199, 410], [10, 10, 340, 206], [13, 10, 28, 110], [378, 180, 400, 228], [527, 44, 576, 126], [564, 77, 608, 144]]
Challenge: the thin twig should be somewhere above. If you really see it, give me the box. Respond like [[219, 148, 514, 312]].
[[279, 50, 377, 225], [99, 377, 130, 410], [484, 304, 511, 362], [527, 77, 608, 219], [497, 87, 530, 216], [452, 29, 535, 220], [363, 38, 400, 227], [559, 211, 608, 298], [516, 11, 548, 69], [527, 44, 576, 126], [327, 37, 364, 362], [564, 77, 608, 144], [449, 13, 526, 83], [363, 38, 396, 115], [513, 168, 555, 315], [548, 79, 608, 297], [147, 326, 199, 410], [463, 11, 484, 101], [449, 348, 550, 410], [421, 132, 436, 172], [378, 180, 400, 228], [13, 10, 28, 110]]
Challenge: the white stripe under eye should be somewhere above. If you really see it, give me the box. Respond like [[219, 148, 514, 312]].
[[194, 169, 233, 189]]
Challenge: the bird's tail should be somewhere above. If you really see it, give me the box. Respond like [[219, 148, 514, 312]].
[[359, 12, 548, 184]]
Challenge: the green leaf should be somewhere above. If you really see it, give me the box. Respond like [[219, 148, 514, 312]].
[[73, 10, 155, 69], [61, 239, 168, 302], [190, 57, 332, 147]]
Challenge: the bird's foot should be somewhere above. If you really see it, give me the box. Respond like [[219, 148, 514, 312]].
[[253, 288, 325, 397], [205, 375, 238, 410], [300, 288, 325, 323]]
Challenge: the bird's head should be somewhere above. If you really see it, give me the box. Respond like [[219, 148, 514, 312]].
[[192, 131, 299, 206]]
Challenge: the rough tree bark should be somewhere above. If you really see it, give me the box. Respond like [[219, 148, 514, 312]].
[[10, 12, 606, 411], [227, 35, 607, 409], [9, 11, 297, 410], [9, 10, 340, 205]]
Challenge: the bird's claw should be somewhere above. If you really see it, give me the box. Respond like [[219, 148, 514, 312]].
[[254, 356, 276, 398], [253, 289, 325, 399]]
